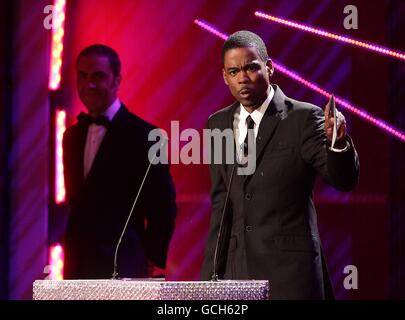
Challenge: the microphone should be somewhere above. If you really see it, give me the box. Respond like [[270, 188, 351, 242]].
[[112, 137, 168, 279], [211, 162, 237, 281]]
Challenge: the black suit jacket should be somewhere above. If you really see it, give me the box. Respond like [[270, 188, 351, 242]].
[[201, 85, 359, 299], [62, 104, 176, 279]]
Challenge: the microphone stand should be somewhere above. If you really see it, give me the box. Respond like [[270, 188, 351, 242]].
[[211, 163, 237, 281], [112, 138, 167, 279]]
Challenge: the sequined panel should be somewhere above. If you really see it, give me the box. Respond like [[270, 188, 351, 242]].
[[33, 279, 269, 300]]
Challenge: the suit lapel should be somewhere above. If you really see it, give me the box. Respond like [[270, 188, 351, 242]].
[[224, 102, 240, 180], [226, 102, 239, 130], [255, 111, 280, 162], [255, 85, 289, 162], [72, 124, 88, 192], [240, 85, 290, 184]]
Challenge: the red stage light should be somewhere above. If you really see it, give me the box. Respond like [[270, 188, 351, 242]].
[[48, 0, 66, 91], [48, 244, 64, 280], [55, 109, 66, 204]]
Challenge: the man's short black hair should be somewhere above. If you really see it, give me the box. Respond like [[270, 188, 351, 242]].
[[76, 44, 121, 78], [222, 30, 269, 65]]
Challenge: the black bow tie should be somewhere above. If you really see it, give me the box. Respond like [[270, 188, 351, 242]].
[[77, 112, 111, 128]]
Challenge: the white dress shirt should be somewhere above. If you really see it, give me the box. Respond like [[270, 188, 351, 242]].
[[83, 98, 121, 179], [233, 86, 275, 160]]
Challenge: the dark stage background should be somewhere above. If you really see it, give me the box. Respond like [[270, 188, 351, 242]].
[[1, 0, 404, 299]]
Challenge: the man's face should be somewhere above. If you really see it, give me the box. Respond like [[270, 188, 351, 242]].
[[222, 46, 273, 108], [76, 54, 120, 115]]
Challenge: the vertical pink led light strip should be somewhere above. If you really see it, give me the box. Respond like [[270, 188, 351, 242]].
[[255, 11, 405, 61], [55, 109, 66, 204], [48, 244, 64, 280], [194, 19, 405, 143], [48, 0, 66, 90]]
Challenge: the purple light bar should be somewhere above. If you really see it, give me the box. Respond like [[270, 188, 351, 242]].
[[275, 63, 405, 142], [255, 11, 405, 62], [194, 19, 405, 143], [194, 19, 228, 40]]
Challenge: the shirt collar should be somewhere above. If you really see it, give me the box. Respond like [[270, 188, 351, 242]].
[[103, 98, 121, 121], [239, 85, 274, 125]]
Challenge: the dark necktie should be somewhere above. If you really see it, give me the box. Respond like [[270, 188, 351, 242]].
[[243, 115, 255, 157], [77, 112, 111, 128]]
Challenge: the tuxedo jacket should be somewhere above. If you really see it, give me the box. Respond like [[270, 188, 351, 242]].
[[201, 85, 359, 299], [62, 105, 176, 279]]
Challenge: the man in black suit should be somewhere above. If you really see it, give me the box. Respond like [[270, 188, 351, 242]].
[[201, 31, 359, 299], [63, 44, 177, 279]]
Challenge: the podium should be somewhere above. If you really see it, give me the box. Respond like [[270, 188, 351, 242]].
[[33, 279, 269, 300]]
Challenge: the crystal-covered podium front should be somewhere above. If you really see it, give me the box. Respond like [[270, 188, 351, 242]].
[[33, 279, 269, 300]]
